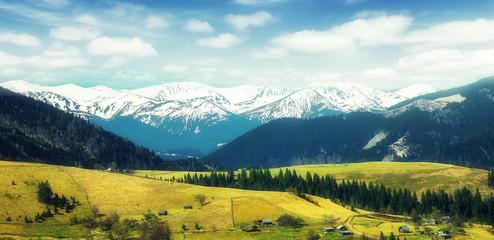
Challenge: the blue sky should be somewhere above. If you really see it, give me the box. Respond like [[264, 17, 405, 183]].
[[1, 0, 494, 90]]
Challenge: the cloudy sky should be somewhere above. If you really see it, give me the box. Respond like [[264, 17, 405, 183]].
[[1, 0, 494, 90]]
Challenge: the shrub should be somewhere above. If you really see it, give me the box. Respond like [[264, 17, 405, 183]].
[[276, 214, 304, 228], [69, 207, 97, 228]]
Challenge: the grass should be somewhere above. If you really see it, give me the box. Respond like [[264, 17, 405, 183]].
[[137, 162, 492, 196], [2, 160, 494, 239], [0, 160, 357, 239]]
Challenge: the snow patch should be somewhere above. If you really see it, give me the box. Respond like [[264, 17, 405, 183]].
[[389, 134, 409, 158], [434, 94, 466, 103], [363, 131, 388, 150]]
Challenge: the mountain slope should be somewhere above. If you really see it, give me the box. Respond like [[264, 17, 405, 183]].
[[0, 87, 208, 170], [0, 80, 434, 155], [203, 77, 494, 170]]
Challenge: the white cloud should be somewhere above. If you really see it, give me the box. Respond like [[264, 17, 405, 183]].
[[235, 0, 286, 6], [195, 33, 242, 48], [0, 51, 88, 68], [225, 11, 275, 30], [404, 18, 494, 47], [1, 68, 21, 76], [163, 64, 188, 73], [250, 47, 288, 59], [50, 26, 100, 41], [0, 33, 42, 47], [145, 15, 169, 29], [76, 15, 98, 25], [197, 67, 218, 73], [43, 45, 81, 58], [113, 71, 154, 81], [101, 56, 129, 69], [87, 37, 157, 57], [185, 18, 214, 33], [271, 15, 412, 53], [362, 67, 398, 79], [397, 48, 494, 74]]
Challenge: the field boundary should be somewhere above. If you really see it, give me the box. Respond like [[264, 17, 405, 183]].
[[57, 167, 95, 213]]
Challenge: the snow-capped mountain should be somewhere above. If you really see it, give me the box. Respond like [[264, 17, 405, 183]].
[[0, 80, 434, 155]]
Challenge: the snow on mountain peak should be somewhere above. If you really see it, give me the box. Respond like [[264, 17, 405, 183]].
[[0, 80, 436, 135], [393, 83, 435, 99]]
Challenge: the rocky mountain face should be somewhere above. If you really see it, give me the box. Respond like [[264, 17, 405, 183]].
[[202, 77, 494, 170], [0, 80, 434, 156]]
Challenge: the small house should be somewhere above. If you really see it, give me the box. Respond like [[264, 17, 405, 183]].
[[336, 225, 347, 231], [245, 225, 258, 232], [339, 230, 353, 236], [398, 225, 410, 233], [424, 218, 436, 225], [437, 229, 450, 234], [440, 216, 452, 223], [259, 219, 273, 226], [184, 204, 193, 209], [158, 210, 168, 216], [322, 226, 335, 233]]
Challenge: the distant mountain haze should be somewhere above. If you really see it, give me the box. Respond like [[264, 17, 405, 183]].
[[202, 77, 494, 170], [0, 80, 434, 156]]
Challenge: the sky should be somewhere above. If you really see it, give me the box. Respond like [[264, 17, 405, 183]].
[[1, 0, 494, 90]]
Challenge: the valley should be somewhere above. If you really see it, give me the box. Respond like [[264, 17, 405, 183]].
[[1, 160, 493, 239], [0, 81, 434, 156]]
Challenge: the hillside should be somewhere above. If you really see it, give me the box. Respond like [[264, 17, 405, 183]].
[[0, 87, 208, 171], [0, 80, 433, 156], [139, 162, 491, 197], [203, 77, 494, 170], [0, 160, 357, 239]]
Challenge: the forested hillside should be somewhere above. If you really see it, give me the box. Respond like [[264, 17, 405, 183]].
[[203, 77, 494, 169], [0, 87, 208, 171]]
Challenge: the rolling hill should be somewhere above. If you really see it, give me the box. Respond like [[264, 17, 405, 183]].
[[203, 77, 494, 170], [0, 87, 208, 171], [2, 160, 494, 239], [0, 160, 356, 239]]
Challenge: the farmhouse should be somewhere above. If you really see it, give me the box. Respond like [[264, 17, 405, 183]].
[[322, 226, 335, 233], [398, 225, 410, 233], [339, 230, 353, 236], [184, 204, 193, 209], [336, 225, 347, 231], [258, 219, 273, 226], [424, 218, 436, 225], [437, 229, 451, 239], [245, 225, 258, 232], [440, 216, 452, 223], [158, 210, 168, 216]]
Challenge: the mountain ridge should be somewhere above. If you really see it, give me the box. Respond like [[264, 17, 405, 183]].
[[203, 77, 494, 170], [0, 80, 435, 155]]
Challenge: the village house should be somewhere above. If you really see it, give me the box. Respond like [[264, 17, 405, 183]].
[[424, 218, 436, 225], [184, 204, 193, 209], [398, 225, 410, 233]]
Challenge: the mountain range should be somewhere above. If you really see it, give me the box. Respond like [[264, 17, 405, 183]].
[[0, 80, 434, 156], [202, 77, 494, 170], [0, 87, 209, 171]]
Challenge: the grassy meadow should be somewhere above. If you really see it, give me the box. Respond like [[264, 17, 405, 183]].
[[0, 160, 356, 239], [136, 162, 491, 196], [2, 160, 494, 239]]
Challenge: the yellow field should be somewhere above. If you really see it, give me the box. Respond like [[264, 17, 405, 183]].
[[272, 162, 491, 195], [137, 162, 492, 196], [2, 160, 494, 239], [0, 161, 356, 239]]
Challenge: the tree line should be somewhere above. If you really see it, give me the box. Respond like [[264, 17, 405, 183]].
[[0, 87, 210, 171], [178, 168, 494, 225]]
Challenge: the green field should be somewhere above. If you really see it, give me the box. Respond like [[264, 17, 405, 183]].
[[136, 162, 491, 196], [2, 160, 493, 239]]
